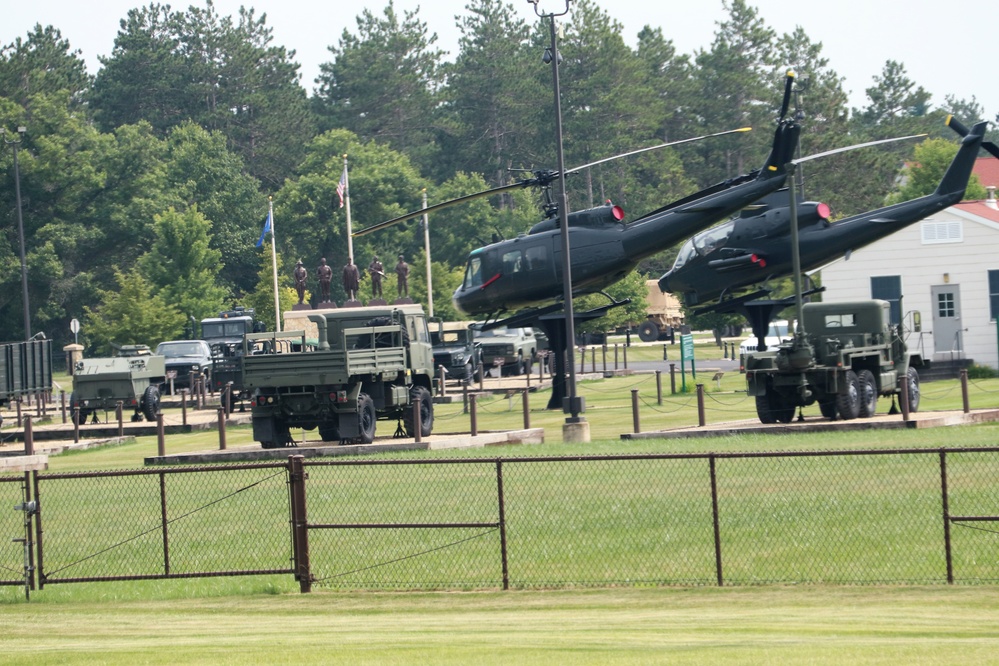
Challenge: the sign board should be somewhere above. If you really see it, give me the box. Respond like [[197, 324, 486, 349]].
[[69, 318, 80, 334], [680, 334, 695, 361]]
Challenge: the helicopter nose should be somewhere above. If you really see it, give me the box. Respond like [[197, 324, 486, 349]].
[[657, 273, 672, 294]]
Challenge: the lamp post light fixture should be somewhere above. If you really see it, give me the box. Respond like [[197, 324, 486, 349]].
[[1, 126, 31, 340], [530, 0, 588, 439]]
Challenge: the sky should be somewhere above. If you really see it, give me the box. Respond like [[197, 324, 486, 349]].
[[3, 0, 998, 120]]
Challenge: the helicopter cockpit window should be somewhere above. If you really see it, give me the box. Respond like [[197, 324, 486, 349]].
[[464, 256, 483, 288], [525, 246, 547, 272], [502, 250, 523, 274], [671, 238, 697, 271], [692, 219, 734, 256]]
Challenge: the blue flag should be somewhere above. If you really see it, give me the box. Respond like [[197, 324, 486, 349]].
[[256, 211, 272, 248]]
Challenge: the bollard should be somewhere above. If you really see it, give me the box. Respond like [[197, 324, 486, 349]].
[[663, 344, 668, 361], [116, 401, 124, 438], [670, 363, 677, 394], [23, 417, 33, 456], [631, 389, 640, 434], [218, 407, 227, 450], [73, 407, 80, 444], [470, 393, 478, 436], [591, 347, 596, 373], [656, 370, 663, 405], [614, 344, 619, 370], [602, 345, 607, 372], [157, 413, 166, 457], [412, 397, 423, 443], [463, 381, 469, 415], [960, 368, 970, 413], [696, 384, 706, 426], [579, 347, 586, 373], [526, 361, 532, 389], [181, 389, 189, 426], [522, 390, 530, 429], [623, 344, 628, 370], [438, 366, 447, 398], [60, 391, 67, 424], [478, 363, 485, 392], [16, 399, 22, 428]]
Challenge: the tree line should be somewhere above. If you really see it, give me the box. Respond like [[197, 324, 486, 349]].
[[0, 0, 988, 352]]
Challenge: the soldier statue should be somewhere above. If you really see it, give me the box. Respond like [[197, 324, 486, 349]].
[[342, 257, 361, 301], [293, 260, 308, 304], [395, 254, 410, 298], [368, 255, 385, 298], [317, 257, 333, 304]]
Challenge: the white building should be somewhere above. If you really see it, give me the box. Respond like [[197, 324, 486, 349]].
[[818, 191, 999, 369]]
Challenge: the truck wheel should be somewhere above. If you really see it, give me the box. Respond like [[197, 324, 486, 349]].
[[404, 385, 434, 438], [755, 393, 776, 424], [836, 370, 861, 420], [357, 393, 376, 444], [904, 366, 921, 412], [819, 399, 837, 419], [638, 320, 659, 343], [141, 385, 160, 422], [756, 387, 794, 424], [857, 369, 878, 418], [318, 422, 340, 442]]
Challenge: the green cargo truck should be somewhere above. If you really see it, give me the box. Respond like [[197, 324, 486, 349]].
[[70, 344, 165, 424], [744, 300, 923, 423], [242, 304, 435, 448]]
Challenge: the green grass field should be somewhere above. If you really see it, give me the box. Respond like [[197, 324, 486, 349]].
[[3, 366, 999, 663]]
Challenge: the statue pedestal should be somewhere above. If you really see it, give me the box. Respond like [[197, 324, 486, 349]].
[[562, 419, 591, 443], [342, 299, 362, 308], [292, 303, 312, 311], [393, 297, 414, 305], [368, 298, 388, 306], [316, 301, 337, 310]]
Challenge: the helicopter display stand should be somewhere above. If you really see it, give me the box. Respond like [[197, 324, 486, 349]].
[[703, 287, 823, 353]]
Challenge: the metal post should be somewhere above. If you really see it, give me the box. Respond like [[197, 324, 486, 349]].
[[289, 455, 312, 593], [217, 407, 227, 450], [157, 413, 166, 457], [614, 344, 619, 370], [590, 346, 596, 373], [710, 455, 724, 586], [60, 391, 66, 424], [960, 368, 970, 413], [470, 393, 478, 437], [522, 390, 530, 430], [656, 370, 663, 405], [623, 343, 628, 369], [463, 380, 469, 415], [181, 389, 188, 426], [116, 401, 124, 438], [670, 363, 677, 394], [495, 460, 509, 590], [631, 389, 640, 434], [16, 399, 22, 427], [2, 126, 31, 339], [900, 373, 910, 422], [579, 347, 585, 374], [939, 450, 954, 584], [602, 344, 607, 372], [696, 384, 706, 426], [72, 407, 80, 443], [23, 416, 33, 456]]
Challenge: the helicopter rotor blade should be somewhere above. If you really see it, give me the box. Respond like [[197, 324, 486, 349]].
[[352, 179, 538, 237], [791, 134, 928, 166], [778, 70, 795, 122], [562, 127, 752, 176]]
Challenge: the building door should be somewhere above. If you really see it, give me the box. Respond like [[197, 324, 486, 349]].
[[931, 284, 963, 355]]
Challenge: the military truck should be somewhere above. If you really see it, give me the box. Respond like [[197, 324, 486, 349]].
[[70, 345, 165, 424], [242, 304, 435, 448], [637, 280, 684, 342], [201, 307, 264, 408], [744, 300, 923, 423], [430, 320, 482, 382], [476, 325, 537, 376], [0, 338, 53, 427]]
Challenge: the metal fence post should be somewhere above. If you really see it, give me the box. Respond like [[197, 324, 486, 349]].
[[60, 391, 66, 424], [710, 454, 723, 586], [496, 460, 509, 590], [939, 450, 954, 584], [470, 394, 478, 437], [656, 370, 663, 405], [23, 416, 33, 456], [157, 413, 166, 457], [696, 384, 706, 427], [960, 369, 970, 413], [181, 389, 188, 426], [669, 363, 676, 394], [288, 455, 312, 593], [116, 401, 124, 438], [631, 389, 640, 434], [522, 390, 530, 430], [217, 407, 227, 450]]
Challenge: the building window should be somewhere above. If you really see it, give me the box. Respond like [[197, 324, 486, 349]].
[[938, 292, 955, 318], [921, 220, 962, 244], [989, 270, 999, 320], [870, 275, 902, 324]]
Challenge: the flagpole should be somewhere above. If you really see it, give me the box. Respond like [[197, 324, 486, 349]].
[[268, 197, 281, 332], [422, 189, 433, 318], [343, 155, 354, 262]]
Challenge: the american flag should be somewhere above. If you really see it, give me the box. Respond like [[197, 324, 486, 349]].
[[336, 164, 347, 208]]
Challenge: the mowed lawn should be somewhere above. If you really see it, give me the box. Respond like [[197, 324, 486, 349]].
[[4, 586, 999, 664]]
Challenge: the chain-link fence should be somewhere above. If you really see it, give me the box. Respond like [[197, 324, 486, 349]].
[[3, 447, 998, 595]]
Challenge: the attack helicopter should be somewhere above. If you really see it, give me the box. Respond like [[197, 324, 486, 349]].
[[354, 72, 804, 326], [658, 116, 992, 313]]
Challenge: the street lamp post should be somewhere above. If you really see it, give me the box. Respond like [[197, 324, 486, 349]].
[[530, 0, 588, 441], [1, 126, 30, 340]]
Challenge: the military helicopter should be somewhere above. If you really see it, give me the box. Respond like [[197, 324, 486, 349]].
[[354, 73, 804, 326], [658, 116, 992, 315]]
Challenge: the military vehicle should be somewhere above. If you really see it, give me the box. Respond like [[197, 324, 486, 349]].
[[242, 304, 435, 448], [431, 320, 482, 382], [201, 307, 264, 409], [155, 339, 213, 393], [475, 325, 537, 376], [0, 338, 53, 427], [744, 300, 923, 423], [637, 280, 683, 343], [70, 345, 165, 424]]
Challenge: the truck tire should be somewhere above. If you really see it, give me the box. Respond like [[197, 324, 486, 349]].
[[404, 385, 434, 438], [857, 369, 878, 418], [638, 320, 659, 343], [141, 385, 160, 422], [755, 388, 794, 424], [357, 393, 376, 444], [904, 366, 921, 412], [819, 398, 837, 419], [836, 370, 861, 420]]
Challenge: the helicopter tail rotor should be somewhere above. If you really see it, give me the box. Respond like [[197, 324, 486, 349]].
[[778, 70, 795, 123], [946, 114, 999, 160]]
